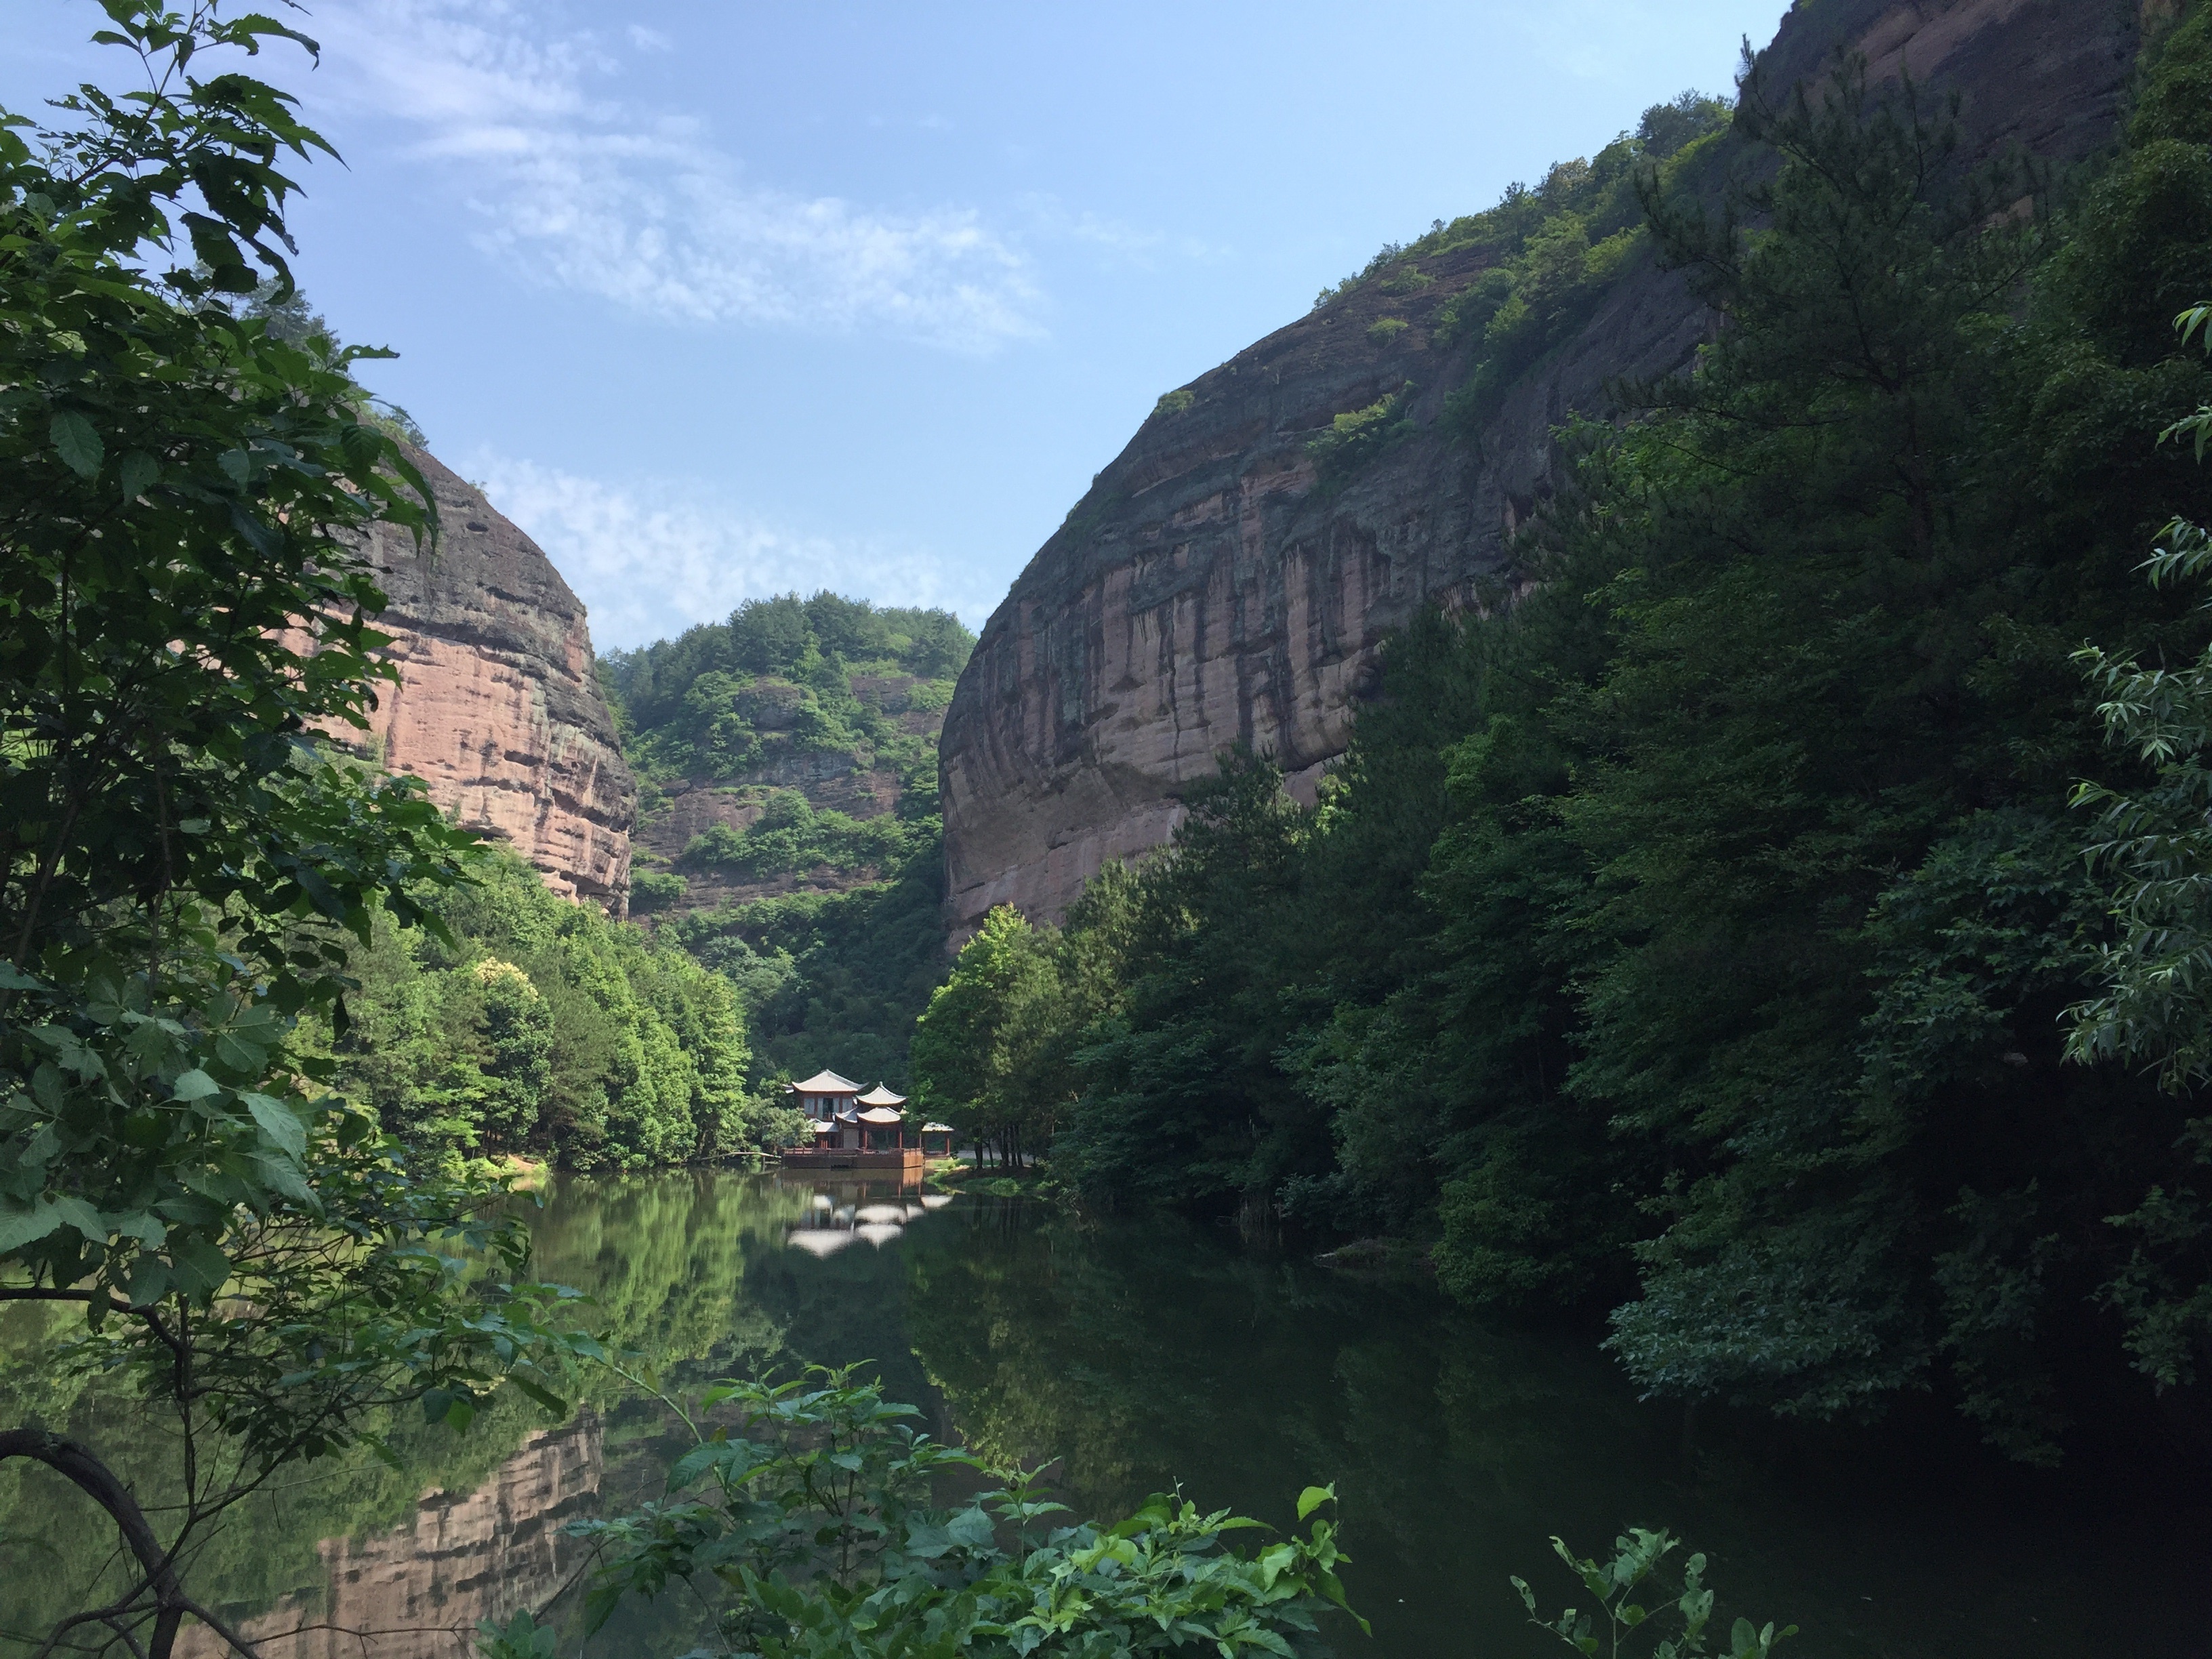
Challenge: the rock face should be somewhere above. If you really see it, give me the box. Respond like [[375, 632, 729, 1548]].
[[351, 452, 634, 908], [939, 0, 2142, 931]]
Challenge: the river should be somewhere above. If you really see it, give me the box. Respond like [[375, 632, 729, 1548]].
[[2, 1170, 2205, 1658]]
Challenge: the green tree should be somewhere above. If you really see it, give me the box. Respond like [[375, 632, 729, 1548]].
[[0, 12, 592, 1655], [1031, 16, 2212, 1462], [912, 905, 1062, 1166], [328, 848, 783, 1169]]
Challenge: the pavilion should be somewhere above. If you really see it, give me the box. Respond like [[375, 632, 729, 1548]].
[[779, 1072, 956, 1169]]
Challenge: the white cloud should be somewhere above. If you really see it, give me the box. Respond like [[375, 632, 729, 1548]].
[[1019, 194, 1227, 267], [626, 24, 671, 53], [310, 0, 1043, 351], [470, 455, 996, 651]]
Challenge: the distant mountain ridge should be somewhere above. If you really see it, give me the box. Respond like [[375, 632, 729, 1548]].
[[938, 0, 2144, 933]]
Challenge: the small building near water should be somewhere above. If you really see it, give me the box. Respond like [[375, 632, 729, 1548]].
[[779, 1071, 956, 1170]]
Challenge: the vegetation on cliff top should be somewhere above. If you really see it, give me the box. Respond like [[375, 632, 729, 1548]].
[[601, 592, 968, 794], [916, 19, 2212, 1468], [1301, 89, 1732, 447]]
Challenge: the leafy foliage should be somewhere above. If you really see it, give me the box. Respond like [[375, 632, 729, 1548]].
[[602, 592, 971, 787], [1515, 1529, 1793, 1659], [1313, 89, 1731, 437], [682, 790, 925, 884], [1306, 382, 1416, 489], [0, 10, 594, 1657], [912, 905, 1069, 1166], [604, 592, 971, 1089], [557, 1363, 1365, 1659], [316, 848, 797, 1170], [672, 839, 954, 1092]]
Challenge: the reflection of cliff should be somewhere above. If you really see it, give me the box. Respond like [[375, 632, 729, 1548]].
[[179, 1414, 602, 1659]]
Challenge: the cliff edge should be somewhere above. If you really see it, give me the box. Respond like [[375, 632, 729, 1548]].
[[939, 0, 2142, 930], [350, 451, 635, 908]]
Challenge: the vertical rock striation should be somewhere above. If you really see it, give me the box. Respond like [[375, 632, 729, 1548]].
[[175, 1415, 605, 1659], [350, 451, 634, 908], [939, 0, 2141, 931]]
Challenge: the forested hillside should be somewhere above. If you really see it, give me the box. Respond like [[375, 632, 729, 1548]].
[[600, 593, 975, 1088], [914, 18, 2212, 1464], [312, 848, 804, 1170]]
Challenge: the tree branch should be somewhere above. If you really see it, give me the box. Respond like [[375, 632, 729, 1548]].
[[1, 1433, 186, 1659]]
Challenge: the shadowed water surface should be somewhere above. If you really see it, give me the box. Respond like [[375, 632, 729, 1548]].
[[3, 1171, 2204, 1659]]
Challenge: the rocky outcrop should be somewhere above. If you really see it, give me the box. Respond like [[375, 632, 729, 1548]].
[[939, 0, 2143, 930], [350, 452, 634, 909], [630, 674, 945, 915]]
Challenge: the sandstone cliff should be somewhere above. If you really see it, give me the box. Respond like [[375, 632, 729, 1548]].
[[350, 452, 635, 908], [939, 0, 2143, 930]]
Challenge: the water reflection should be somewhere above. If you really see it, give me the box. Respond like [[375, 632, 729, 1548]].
[[173, 1418, 602, 1659], [780, 1172, 956, 1252], [4, 1172, 2205, 1659]]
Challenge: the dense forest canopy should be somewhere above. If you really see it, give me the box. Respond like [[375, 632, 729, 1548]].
[[314, 848, 804, 1171], [914, 17, 2212, 1465], [600, 591, 970, 787]]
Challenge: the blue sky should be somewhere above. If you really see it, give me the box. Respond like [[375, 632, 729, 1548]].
[[7, 1, 1785, 650]]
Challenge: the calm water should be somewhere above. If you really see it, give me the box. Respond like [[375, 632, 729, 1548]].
[[3, 1171, 2206, 1658]]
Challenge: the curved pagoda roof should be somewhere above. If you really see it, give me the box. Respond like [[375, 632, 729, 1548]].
[[857, 1106, 905, 1126], [857, 1083, 907, 1107], [788, 1069, 861, 1095]]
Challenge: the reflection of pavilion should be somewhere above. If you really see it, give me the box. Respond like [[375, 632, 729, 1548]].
[[780, 1176, 955, 1256], [776, 1070, 954, 1172]]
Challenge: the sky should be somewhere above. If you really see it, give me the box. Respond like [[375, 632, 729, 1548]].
[[7, 0, 1786, 651]]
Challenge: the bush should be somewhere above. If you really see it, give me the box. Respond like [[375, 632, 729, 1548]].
[[629, 869, 689, 913], [553, 1365, 1365, 1659], [681, 792, 918, 884]]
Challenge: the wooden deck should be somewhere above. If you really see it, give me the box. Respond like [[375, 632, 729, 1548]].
[[779, 1147, 924, 1173]]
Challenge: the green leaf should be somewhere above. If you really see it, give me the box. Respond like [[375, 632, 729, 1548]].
[[51, 410, 103, 477], [111, 1210, 165, 1247], [245, 1092, 306, 1160], [1295, 1483, 1334, 1521], [125, 1254, 173, 1305], [50, 1195, 105, 1240], [117, 449, 159, 499], [170, 1235, 232, 1297], [172, 1069, 223, 1103], [507, 1375, 569, 1417], [0, 1201, 62, 1255]]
